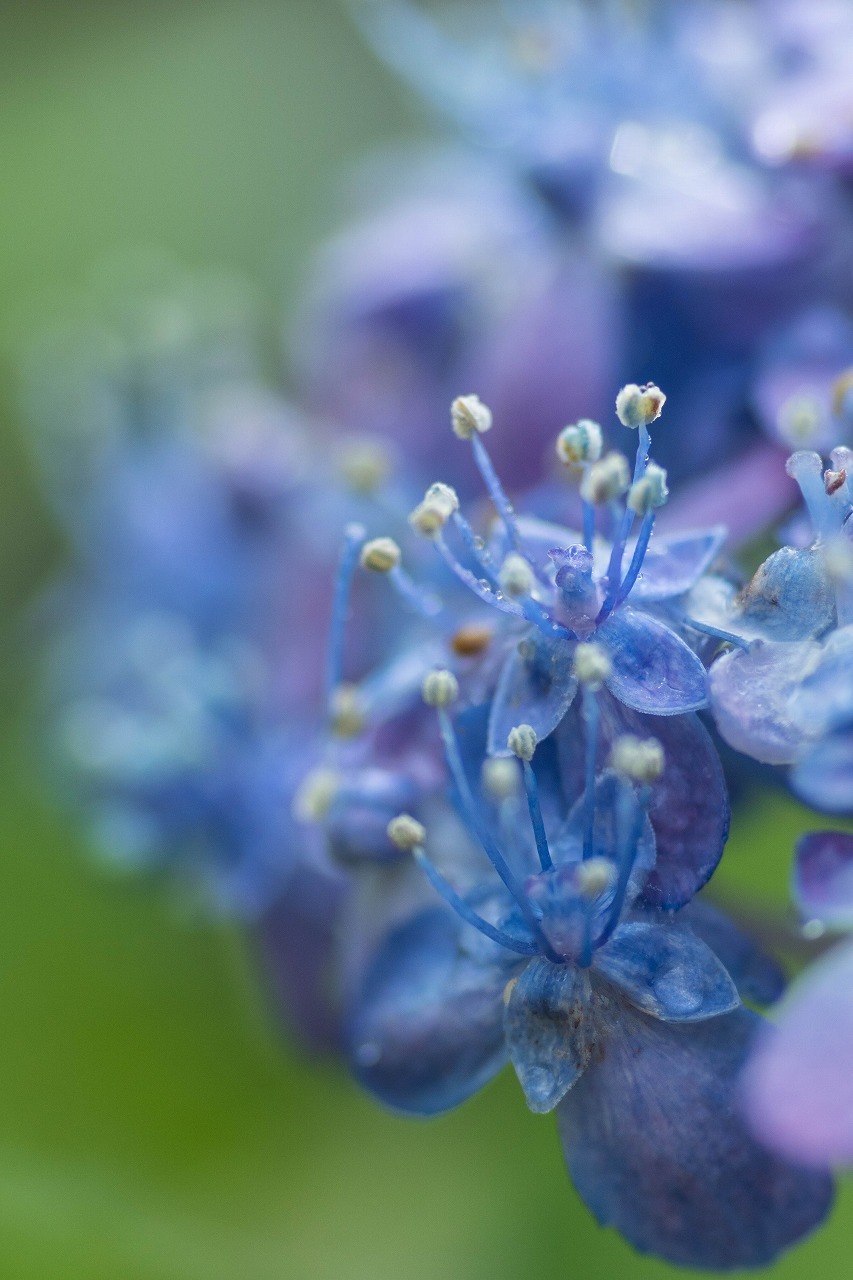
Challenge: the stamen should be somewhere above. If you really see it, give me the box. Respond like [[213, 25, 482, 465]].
[[412, 847, 538, 956], [389, 565, 444, 618], [580, 685, 600, 862], [610, 735, 665, 784], [613, 508, 655, 608], [682, 617, 752, 652], [386, 812, 537, 955], [325, 523, 366, 710], [597, 781, 652, 948], [292, 767, 340, 822], [507, 724, 553, 872], [556, 419, 603, 554], [433, 704, 560, 961]]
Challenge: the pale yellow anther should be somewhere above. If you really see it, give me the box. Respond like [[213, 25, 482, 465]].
[[575, 857, 617, 900], [615, 383, 666, 429], [556, 419, 603, 468], [499, 553, 535, 598], [329, 683, 365, 739], [573, 642, 612, 689], [481, 757, 520, 800], [451, 394, 493, 440], [292, 768, 340, 823], [610, 734, 665, 783], [507, 723, 538, 762], [387, 813, 427, 851], [359, 537, 401, 574], [422, 668, 459, 708]]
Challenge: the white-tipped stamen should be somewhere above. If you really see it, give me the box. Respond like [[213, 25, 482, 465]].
[[339, 438, 391, 494], [610, 734, 665, 783], [481, 756, 520, 800], [627, 462, 669, 514], [576, 856, 617, 900], [580, 451, 630, 505], [387, 813, 427, 851], [615, 382, 666, 429], [499, 553, 535, 599], [329, 683, 365, 738], [293, 768, 340, 823], [359, 537, 402, 574], [422, 668, 459, 707], [507, 723, 538, 762], [451, 394, 492, 440], [409, 482, 459, 536], [556, 419, 603, 467], [573, 642, 612, 690]]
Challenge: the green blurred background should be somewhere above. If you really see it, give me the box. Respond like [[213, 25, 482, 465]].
[[0, 3, 849, 1277]]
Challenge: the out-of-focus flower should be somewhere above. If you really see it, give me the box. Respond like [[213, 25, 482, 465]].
[[743, 830, 853, 1167], [292, 0, 853, 536]]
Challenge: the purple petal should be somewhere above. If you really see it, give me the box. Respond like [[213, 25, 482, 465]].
[[660, 440, 797, 550], [710, 639, 820, 764], [594, 920, 739, 1021], [794, 830, 853, 925], [680, 899, 786, 1005], [743, 940, 853, 1166], [504, 958, 595, 1114], [599, 608, 708, 716], [559, 1002, 834, 1267], [627, 527, 727, 602], [347, 906, 520, 1116], [487, 633, 577, 756]]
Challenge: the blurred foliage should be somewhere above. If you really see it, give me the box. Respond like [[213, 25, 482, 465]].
[[0, 2, 850, 1277]]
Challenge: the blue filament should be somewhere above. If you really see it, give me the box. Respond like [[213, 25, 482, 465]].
[[522, 759, 553, 871], [581, 685, 600, 861], [325, 522, 366, 709], [413, 847, 538, 955]]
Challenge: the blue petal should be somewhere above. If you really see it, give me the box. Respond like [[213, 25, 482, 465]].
[[627, 527, 727, 602], [487, 633, 577, 756], [593, 920, 739, 1021], [710, 639, 819, 764], [555, 699, 729, 910], [347, 907, 520, 1115], [792, 727, 853, 814], [557, 1003, 834, 1268], [790, 626, 853, 734], [794, 830, 853, 926], [738, 547, 835, 641], [680, 899, 786, 1005], [504, 958, 595, 1113], [598, 608, 708, 715]]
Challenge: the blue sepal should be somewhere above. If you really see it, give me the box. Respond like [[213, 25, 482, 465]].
[[557, 1005, 834, 1269], [598, 608, 708, 715], [347, 906, 520, 1116], [593, 920, 740, 1021], [680, 899, 786, 1005], [504, 958, 595, 1113], [487, 633, 577, 756], [627, 527, 727, 602]]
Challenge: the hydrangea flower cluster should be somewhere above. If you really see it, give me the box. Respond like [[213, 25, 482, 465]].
[[289, 387, 835, 1268], [295, 0, 853, 542], [25, 2, 853, 1268]]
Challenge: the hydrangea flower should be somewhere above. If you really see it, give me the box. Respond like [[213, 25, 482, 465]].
[[344, 646, 831, 1269], [279, 387, 834, 1267], [743, 830, 853, 1167]]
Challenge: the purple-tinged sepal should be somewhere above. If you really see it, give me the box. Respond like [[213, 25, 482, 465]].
[[593, 920, 739, 1022]]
